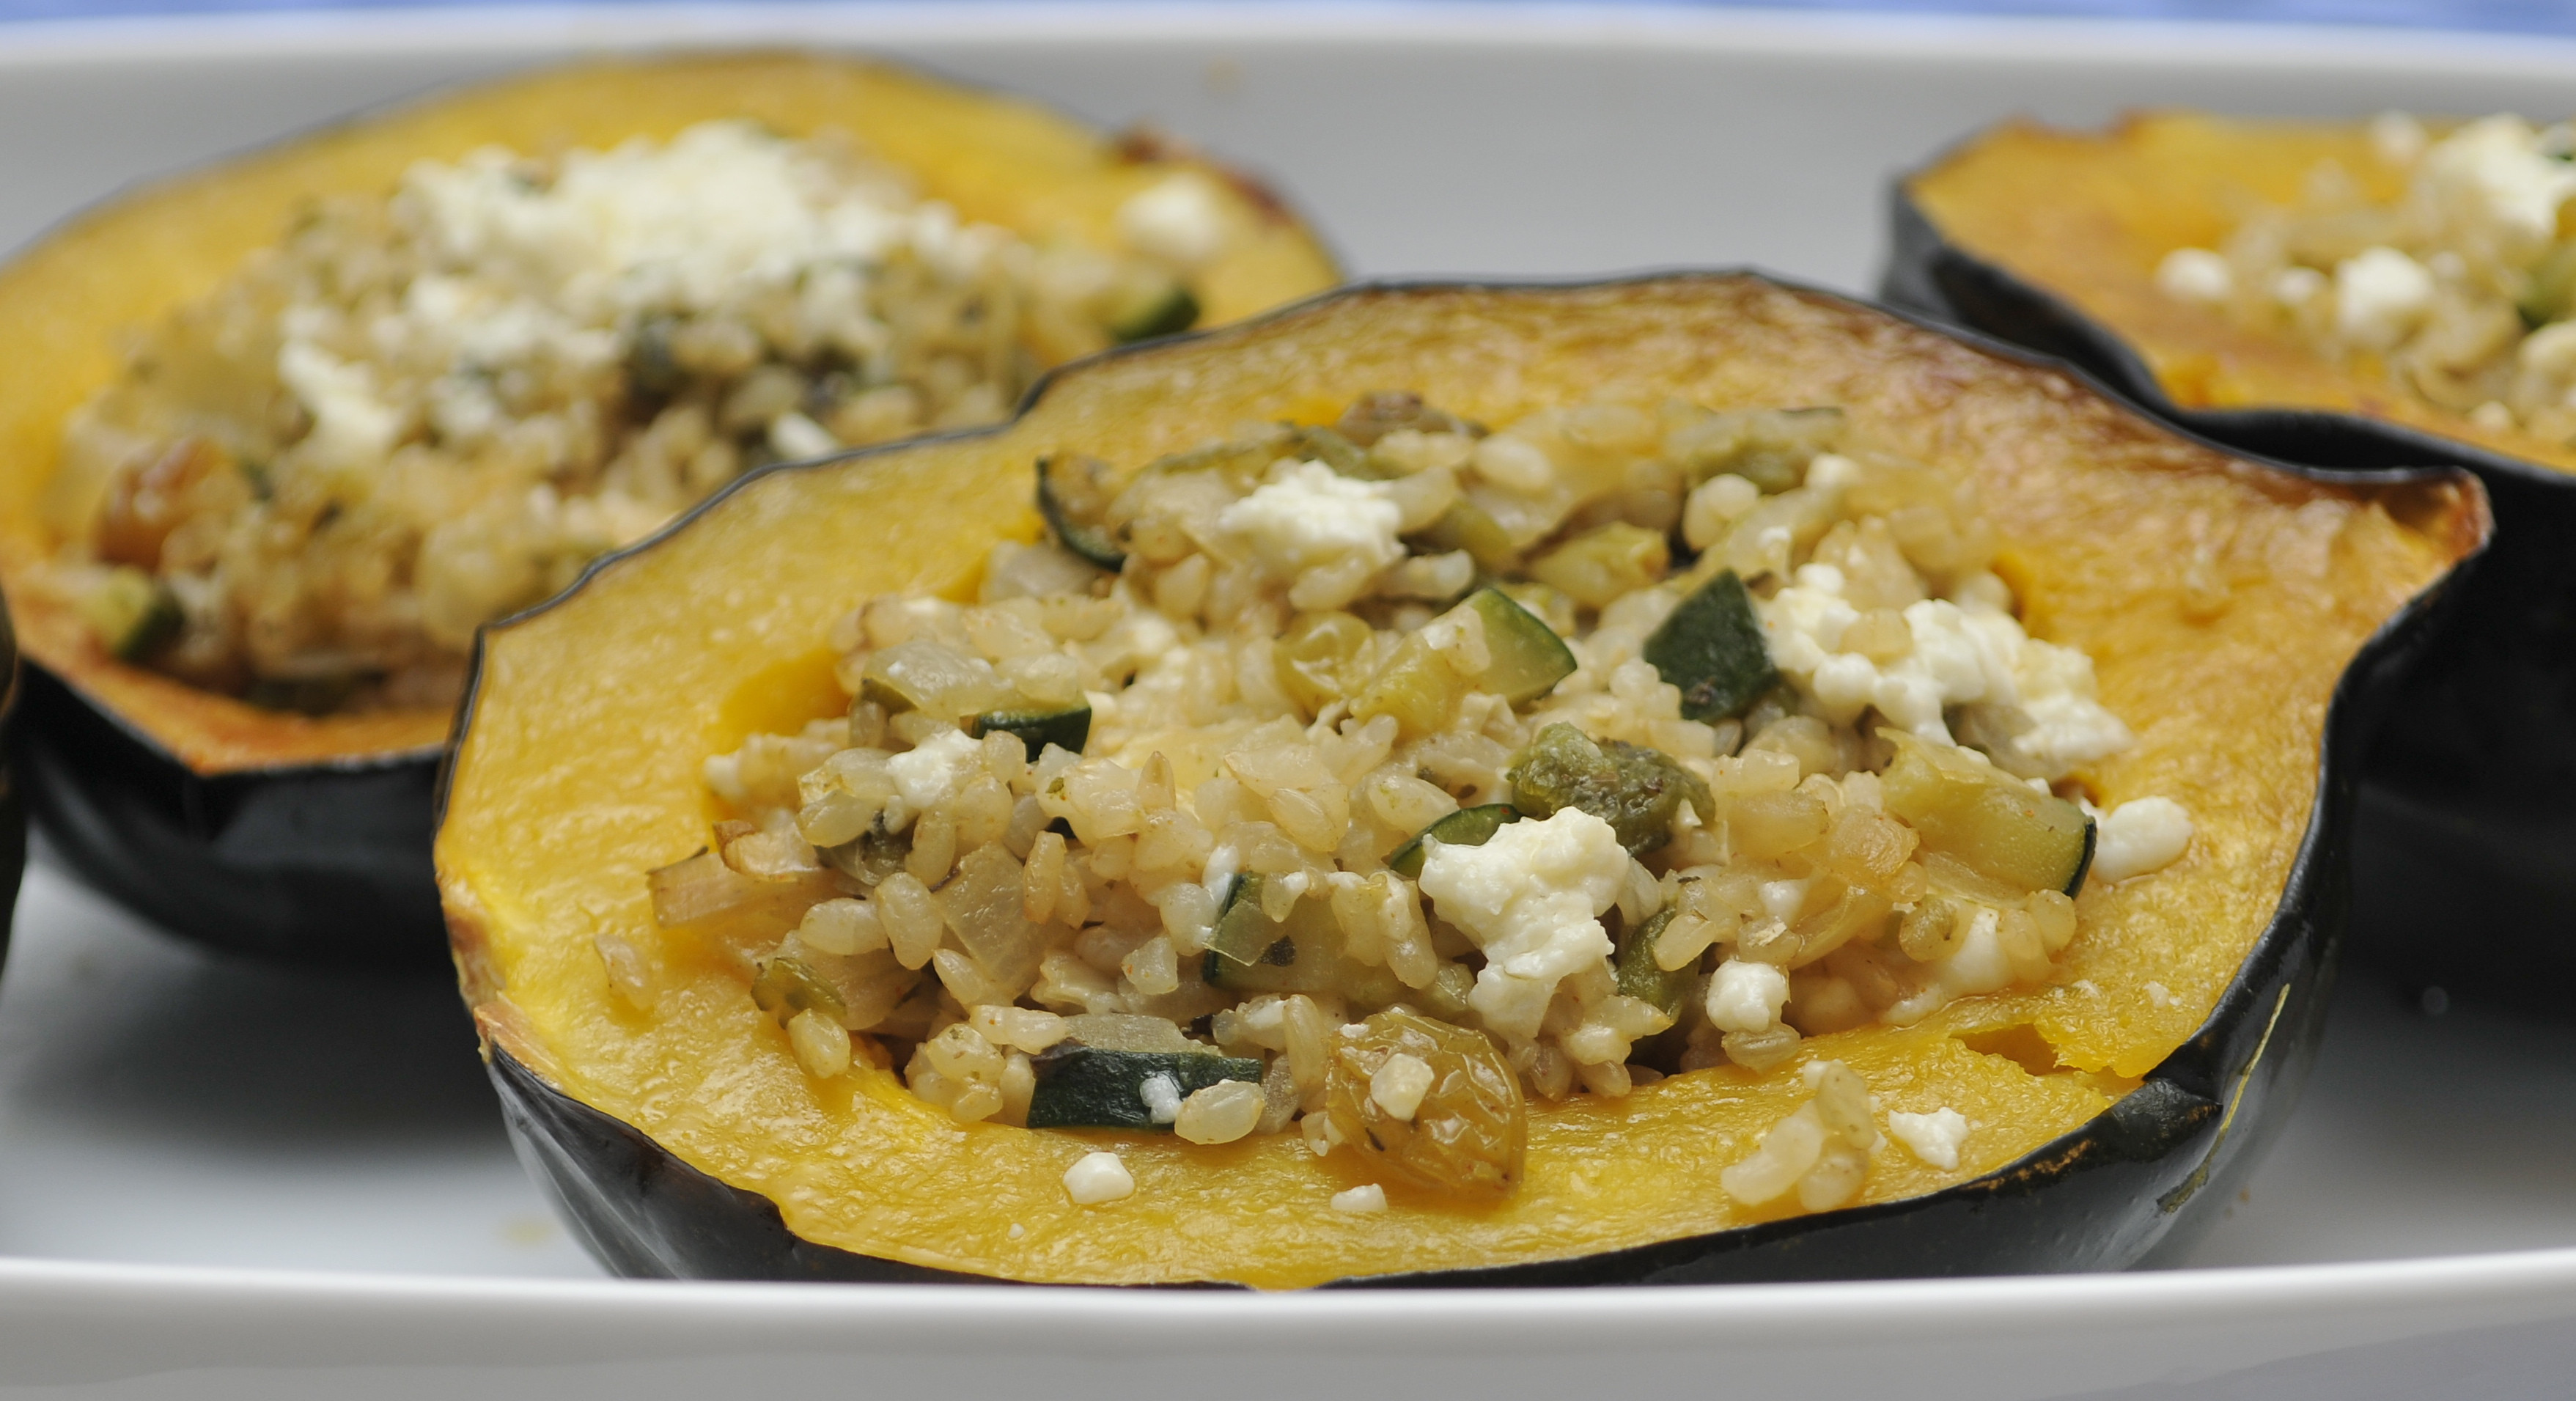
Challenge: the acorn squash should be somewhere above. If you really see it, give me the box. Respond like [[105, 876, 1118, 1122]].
[[0, 51, 1339, 968], [439, 274, 2484, 1287], [1891, 114, 2576, 1004], [0, 589, 21, 966]]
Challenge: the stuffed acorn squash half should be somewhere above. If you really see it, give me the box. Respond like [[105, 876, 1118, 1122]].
[[0, 51, 1339, 968], [441, 275, 2481, 1287], [1890, 112, 2576, 1004]]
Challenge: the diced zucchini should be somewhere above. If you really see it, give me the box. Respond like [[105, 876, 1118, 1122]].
[[1350, 632, 1466, 737], [1332, 390, 1482, 446], [84, 566, 183, 662], [751, 955, 847, 1027], [1529, 522, 1670, 609], [1385, 804, 1523, 878], [1463, 586, 1577, 703], [1204, 873, 1292, 969], [1024, 1045, 1262, 1130], [1642, 569, 1778, 723], [1285, 424, 1377, 479], [1106, 281, 1202, 343], [971, 704, 1091, 757], [1202, 884, 1402, 1005], [1035, 455, 1127, 570], [1507, 723, 1715, 856], [1671, 405, 1846, 492], [1273, 610, 1374, 718], [820, 825, 911, 888], [860, 639, 1009, 719], [1614, 906, 1690, 1020], [1880, 735, 2094, 895], [2520, 240, 2576, 330], [1415, 499, 1519, 573]]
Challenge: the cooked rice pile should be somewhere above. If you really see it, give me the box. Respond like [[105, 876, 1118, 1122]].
[[45, 119, 1232, 712], [2155, 112, 2576, 442], [654, 392, 2195, 1210]]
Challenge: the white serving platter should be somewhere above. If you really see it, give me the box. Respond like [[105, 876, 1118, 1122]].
[[4, 4, 2576, 1394]]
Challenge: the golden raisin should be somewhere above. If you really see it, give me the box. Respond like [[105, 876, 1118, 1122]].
[[1324, 1007, 1525, 1199]]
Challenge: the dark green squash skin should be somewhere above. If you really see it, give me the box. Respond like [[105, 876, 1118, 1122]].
[[1, 592, 23, 970], [1885, 187, 2574, 1011], [12, 672, 445, 971], [463, 274, 2481, 1288]]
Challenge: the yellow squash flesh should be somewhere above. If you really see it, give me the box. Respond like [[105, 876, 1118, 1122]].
[[1908, 113, 2576, 476], [0, 51, 1339, 774], [438, 276, 2479, 1288]]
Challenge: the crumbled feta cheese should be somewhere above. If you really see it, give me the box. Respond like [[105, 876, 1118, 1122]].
[[1757, 566, 2131, 777], [1705, 958, 1791, 1034], [2333, 246, 2436, 352], [402, 120, 912, 325], [1887, 1108, 1971, 1169], [1061, 1150, 1135, 1205], [2418, 115, 2576, 254], [888, 727, 984, 815], [2091, 796, 2194, 883], [1331, 1183, 1388, 1214], [1116, 172, 1229, 268], [1369, 1052, 1435, 1122], [1139, 1072, 1184, 1125], [1217, 460, 1405, 608], [1416, 806, 1628, 1040], [2273, 265, 2328, 307], [768, 411, 839, 462], [2155, 247, 2234, 304], [1757, 876, 1812, 924], [276, 341, 401, 472], [1883, 905, 2012, 1025]]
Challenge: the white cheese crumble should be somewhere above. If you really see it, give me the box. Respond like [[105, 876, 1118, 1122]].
[[1416, 806, 1628, 1040], [276, 342, 401, 473], [2155, 247, 2234, 304], [888, 727, 984, 817], [1061, 1151, 1135, 1205], [1331, 1183, 1388, 1214], [1139, 1071, 1184, 1125], [2333, 246, 2436, 352], [402, 119, 916, 326], [2090, 796, 2196, 883], [2418, 115, 2576, 254], [1216, 460, 1405, 609], [1116, 172, 1230, 268], [1756, 563, 2132, 778], [1705, 958, 1792, 1034], [1369, 1052, 1435, 1122], [1886, 1108, 1971, 1170], [2144, 980, 2175, 1010]]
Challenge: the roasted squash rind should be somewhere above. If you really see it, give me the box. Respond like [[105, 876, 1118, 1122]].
[[1891, 115, 2576, 1006], [0, 52, 1339, 968]]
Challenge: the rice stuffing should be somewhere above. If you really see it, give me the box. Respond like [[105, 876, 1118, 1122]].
[[2154, 112, 2576, 444], [651, 391, 2194, 1210], [44, 119, 1232, 713]]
